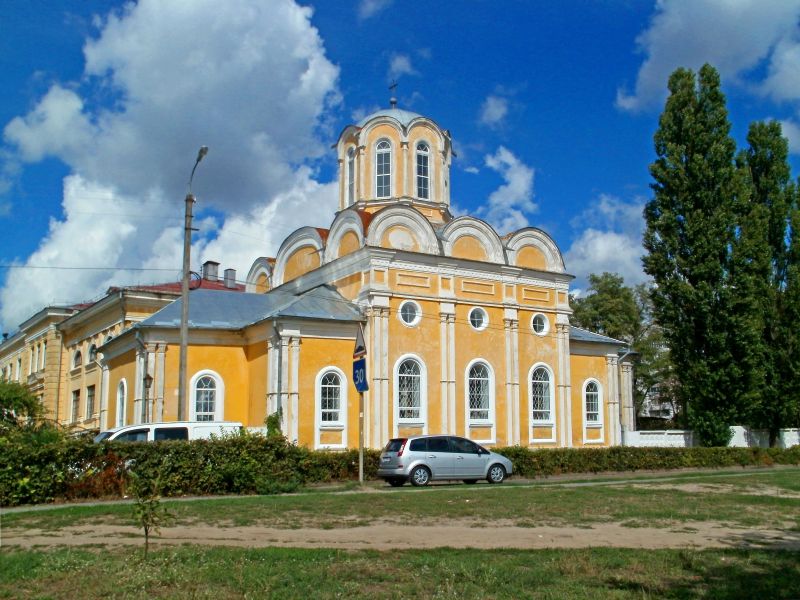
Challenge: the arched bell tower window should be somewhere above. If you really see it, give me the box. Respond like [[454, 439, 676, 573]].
[[347, 147, 356, 205], [416, 142, 430, 199], [375, 139, 391, 198]]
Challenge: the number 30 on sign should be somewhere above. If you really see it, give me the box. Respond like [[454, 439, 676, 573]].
[[352, 357, 369, 392]]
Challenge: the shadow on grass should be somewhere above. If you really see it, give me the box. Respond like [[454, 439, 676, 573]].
[[606, 548, 800, 599]]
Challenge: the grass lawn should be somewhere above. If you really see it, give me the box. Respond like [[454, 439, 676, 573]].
[[4, 467, 800, 532], [1, 546, 799, 599], [2, 468, 799, 598]]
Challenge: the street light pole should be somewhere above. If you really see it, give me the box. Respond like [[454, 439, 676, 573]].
[[178, 146, 208, 421]]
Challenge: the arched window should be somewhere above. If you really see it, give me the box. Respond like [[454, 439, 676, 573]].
[[467, 361, 492, 423], [88, 344, 98, 363], [347, 147, 356, 205], [116, 380, 127, 428], [375, 139, 391, 198], [584, 380, 601, 424], [72, 350, 82, 369], [397, 358, 422, 420], [531, 365, 553, 423], [319, 371, 343, 424], [416, 142, 430, 199], [190, 370, 225, 421]]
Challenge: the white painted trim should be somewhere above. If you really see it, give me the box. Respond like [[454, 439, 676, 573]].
[[582, 378, 605, 445], [374, 137, 393, 199], [365, 206, 441, 255], [504, 228, 566, 273], [397, 300, 422, 327], [415, 139, 433, 201], [189, 369, 225, 421], [464, 358, 496, 443], [528, 362, 556, 443], [468, 307, 489, 331], [392, 354, 428, 437], [314, 366, 348, 449], [441, 217, 506, 264], [116, 378, 127, 428], [531, 313, 550, 336]]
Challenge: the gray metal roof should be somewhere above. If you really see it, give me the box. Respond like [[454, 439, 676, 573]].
[[356, 108, 424, 128], [569, 326, 625, 346], [139, 285, 363, 330]]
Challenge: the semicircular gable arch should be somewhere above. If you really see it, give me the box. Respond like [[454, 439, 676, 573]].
[[245, 257, 274, 293], [324, 208, 367, 263], [273, 227, 326, 287], [366, 205, 441, 255], [441, 216, 506, 264], [505, 228, 566, 273]]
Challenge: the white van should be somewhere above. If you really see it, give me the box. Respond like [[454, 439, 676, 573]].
[[93, 421, 243, 443]]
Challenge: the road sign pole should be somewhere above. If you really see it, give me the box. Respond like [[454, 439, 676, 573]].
[[358, 391, 364, 485]]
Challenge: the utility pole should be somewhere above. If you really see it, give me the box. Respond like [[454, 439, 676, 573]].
[[178, 146, 208, 421]]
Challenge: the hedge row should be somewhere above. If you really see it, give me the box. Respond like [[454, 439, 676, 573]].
[[2, 428, 799, 506]]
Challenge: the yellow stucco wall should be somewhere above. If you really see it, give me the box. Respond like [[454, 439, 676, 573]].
[[337, 230, 360, 258], [106, 349, 137, 427], [255, 273, 269, 293], [381, 224, 420, 252], [245, 341, 268, 426], [569, 354, 609, 447], [283, 246, 321, 283], [451, 235, 489, 262], [295, 336, 354, 448], [516, 246, 548, 270]]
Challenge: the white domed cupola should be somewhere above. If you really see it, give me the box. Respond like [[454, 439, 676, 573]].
[[335, 102, 453, 223]]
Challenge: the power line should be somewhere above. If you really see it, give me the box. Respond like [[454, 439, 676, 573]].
[[0, 265, 178, 272]]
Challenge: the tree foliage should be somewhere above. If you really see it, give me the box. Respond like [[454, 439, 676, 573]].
[[0, 379, 43, 425], [571, 273, 675, 425], [644, 64, 800, 445]]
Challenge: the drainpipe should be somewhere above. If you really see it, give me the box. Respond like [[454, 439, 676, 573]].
[[54, 330, 64, 424]]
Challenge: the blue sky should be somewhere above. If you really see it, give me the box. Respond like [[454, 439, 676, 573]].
[[2, 0, 800, 332]]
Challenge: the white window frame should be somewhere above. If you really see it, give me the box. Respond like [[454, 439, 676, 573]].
[[397, 300, 422, 327], [529, 362, 556, 443], [465, 358, 495, 442], [86, 385, 96, 420], [582, 378, 605, 445], [393, 354, 428, 435], [190, 369, 225, 422], [375, 139, 392, 198], [416, 141, 431, 200], [314, 366, 348, 449], [468, 307, 489, 331], [347, 147, 356, 205], [71, 390, 80, 424], [531, 313, 549, 336], [72, 350, 82, 370], [116, 379, 127, 428]]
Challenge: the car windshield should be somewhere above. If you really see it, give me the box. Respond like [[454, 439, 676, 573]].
[[383, 438, 406, 452], [93, 431, 112, 443]]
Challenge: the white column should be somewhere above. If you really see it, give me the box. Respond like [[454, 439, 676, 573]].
[[439, 303, 456, 434], [279, 335, 290, 435], [266, 337, 277, 416], [447, 314, 456, 435], [289, 336, 300, 444], [556, 319, 572, 447], [620, 361, 634, 436], [401, 140, 409, 198], [380, 307, 390, 446], [504, 310, 520, 446], [99, 363, 110, 430], [358, 145, 366, 201], [440, 311, 449, 434], [606, 354, 620, 445]]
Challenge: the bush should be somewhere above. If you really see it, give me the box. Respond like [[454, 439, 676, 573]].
[[1, 428, 798, 507]]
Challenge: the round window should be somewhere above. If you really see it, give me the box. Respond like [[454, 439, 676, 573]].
[[398, 300, 421, 326], [468, 307, 488, 331], [532, 313, 549, 335]]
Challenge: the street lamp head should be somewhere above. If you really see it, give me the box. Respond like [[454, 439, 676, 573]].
[[197, 146, 208, 163], [188, 145, 209, 194]]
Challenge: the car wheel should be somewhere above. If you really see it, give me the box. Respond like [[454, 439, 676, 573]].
[[463, 479, 478, 485], [388, 478, 405, 487], [410, 466, 431, 487], [487, 464, 506, 484]]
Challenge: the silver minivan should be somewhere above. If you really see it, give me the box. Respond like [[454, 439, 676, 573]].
[[377, 435, 513, 487]]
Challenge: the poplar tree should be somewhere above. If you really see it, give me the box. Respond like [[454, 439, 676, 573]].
[[643, 64, 745, 446], [738, 121, 799, 443]]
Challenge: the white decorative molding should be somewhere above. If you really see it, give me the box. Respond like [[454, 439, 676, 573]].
[[440, 217, 507, 264], [323, 209, 366, 264], [505, 228, 567, 273], [366, 205, 441, 255], [273, 227, 326, 287], [245, 257, 273, 293]]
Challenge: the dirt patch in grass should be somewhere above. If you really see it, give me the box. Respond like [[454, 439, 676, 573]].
[[626, 482, 800, 498], [4, 520, 799, 551]]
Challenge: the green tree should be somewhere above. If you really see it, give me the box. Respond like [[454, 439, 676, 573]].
[[570, 273, 675, 424], [737, 121, 799, 443], [0, 379, 43, 425], [643, 64, 746, 446]]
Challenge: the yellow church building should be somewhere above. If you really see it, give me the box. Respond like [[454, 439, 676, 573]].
[[2, 104, 636, 449]]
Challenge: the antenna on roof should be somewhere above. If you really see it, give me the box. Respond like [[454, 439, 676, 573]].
[[389, 80, 398, 108]]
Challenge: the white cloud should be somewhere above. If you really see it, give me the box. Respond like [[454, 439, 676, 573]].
[[463, 166, 479, 174], [617, 0, 800, 112], [358, 0, 392, 20], [0, 0, 340, 329], [479, 95, 509, 127], [564, 194, 647, 286], [481, 146, 536, 233], [780, 118, 800, 153], [388, 53, 417, 80]]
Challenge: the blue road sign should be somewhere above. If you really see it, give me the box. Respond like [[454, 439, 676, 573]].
[[353, 357, 369, 392]]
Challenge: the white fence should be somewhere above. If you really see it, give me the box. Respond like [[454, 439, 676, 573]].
[[624, 427, 799, 448]]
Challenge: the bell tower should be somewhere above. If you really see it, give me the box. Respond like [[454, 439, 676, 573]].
[[335, 103, 453, 224]]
